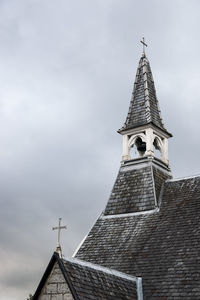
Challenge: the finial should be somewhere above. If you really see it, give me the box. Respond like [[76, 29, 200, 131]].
[[140, 37, 147, 56], [52, 218, 67, 258]]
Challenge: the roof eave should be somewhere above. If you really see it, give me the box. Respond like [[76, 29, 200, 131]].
[[118, 122, 173, 138]]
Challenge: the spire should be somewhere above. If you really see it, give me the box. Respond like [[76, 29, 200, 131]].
[[119, 44, 172, 164], [118, 53, 170, 136]]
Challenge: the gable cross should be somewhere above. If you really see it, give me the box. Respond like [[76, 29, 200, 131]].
[[52, 218, 67, 257], [140, 37, 147, 55]]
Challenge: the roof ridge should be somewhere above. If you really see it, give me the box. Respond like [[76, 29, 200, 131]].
[[64, 257, 140, 282], [166, 174, 200, 182], [101, 208, 159, 219], [151, 164, 158, 207], [142, 56, 164, 127], [142, 56, 151, 123]]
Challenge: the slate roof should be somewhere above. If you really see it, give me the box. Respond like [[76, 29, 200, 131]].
[[76, 171, 200, 299], [104, 158, 171, 215], [62, 258, 141, 300], [33, 252, 141, 300], [119, 54, 169, 134], [34, 51, 200, 300]]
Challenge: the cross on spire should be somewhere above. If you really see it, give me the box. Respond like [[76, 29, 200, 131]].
[[140, 37, 147, 55], [52, 218, 67, 257]]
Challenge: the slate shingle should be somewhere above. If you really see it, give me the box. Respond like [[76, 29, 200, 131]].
[[76, 175, 200, 299], [33, 254, 140, 300], [119, 54, 168, 134], [62, 259, 139, 300], [104, 162, 171, 215]]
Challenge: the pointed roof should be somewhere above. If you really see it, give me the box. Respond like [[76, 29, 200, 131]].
[[104, 159, 171, 216], [119, 54, 170, 135], [33, 252, 142, 300]]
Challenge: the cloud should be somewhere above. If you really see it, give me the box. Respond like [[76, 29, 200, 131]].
[[0, 0, 199, 299]]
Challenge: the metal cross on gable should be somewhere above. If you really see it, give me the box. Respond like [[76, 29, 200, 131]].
[[52, 218, 67, 256], [140, 37, 147, 55]]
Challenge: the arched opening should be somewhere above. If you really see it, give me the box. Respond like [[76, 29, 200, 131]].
[[130, 137, 146, 159], [153, 137, 161, 159], [136, 137, 146, 157], [130, 144, 138, 159]]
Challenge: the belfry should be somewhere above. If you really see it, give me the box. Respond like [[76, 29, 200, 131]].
[[119, 51, 172, 166], [102, 49, 173, 217], [33, 45, 200, 300]]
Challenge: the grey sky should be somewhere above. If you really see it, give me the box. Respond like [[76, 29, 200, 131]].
[[0, 0, 200, 299]]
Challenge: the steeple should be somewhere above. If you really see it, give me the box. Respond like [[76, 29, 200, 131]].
[[119, 46, 172, 166], [119, 54, 166, 133]]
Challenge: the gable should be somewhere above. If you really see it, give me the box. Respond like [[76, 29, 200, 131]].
[[38, 262, 73, 300], [34, 253, 141, 300]]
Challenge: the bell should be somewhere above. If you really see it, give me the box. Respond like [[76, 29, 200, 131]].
[[137, 142, 146, 152]]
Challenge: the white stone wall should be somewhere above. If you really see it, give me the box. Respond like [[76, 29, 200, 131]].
[[38, 262, 74, 300]]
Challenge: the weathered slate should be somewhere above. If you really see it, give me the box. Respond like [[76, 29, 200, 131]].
[[76, 176, 200, 299], [34, 253, 139, 300], [119, 54, 167, 133], [63, 259, 138, 300], [104, 162, 170, 215]]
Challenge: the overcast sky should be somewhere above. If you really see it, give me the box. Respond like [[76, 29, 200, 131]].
[[0, 0, 200, 299]]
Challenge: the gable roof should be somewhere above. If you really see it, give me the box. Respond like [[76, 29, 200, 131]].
[[76, 175, 200, 299], [63, 258, 142, 300], [33, 252, 142, 300], [118, 54, 171, 136]]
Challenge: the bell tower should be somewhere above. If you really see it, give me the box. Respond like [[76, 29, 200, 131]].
[[99, 42, 173, 217], [118, 45, 172, 167]]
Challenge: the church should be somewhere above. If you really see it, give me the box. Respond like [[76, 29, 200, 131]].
[[33, 44, 200, 299]]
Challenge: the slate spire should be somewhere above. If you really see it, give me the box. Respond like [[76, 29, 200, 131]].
[[119, 53, 167, 134]]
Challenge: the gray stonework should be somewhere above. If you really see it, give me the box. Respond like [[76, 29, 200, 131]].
[[38, 262, 73, 300]]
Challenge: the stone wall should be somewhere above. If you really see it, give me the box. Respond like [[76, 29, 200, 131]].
[[38, 262, 73, 300]]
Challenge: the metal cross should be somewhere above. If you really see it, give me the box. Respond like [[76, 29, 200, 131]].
[[52, 218, 67, 248], [140, 37, 147, 55]]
